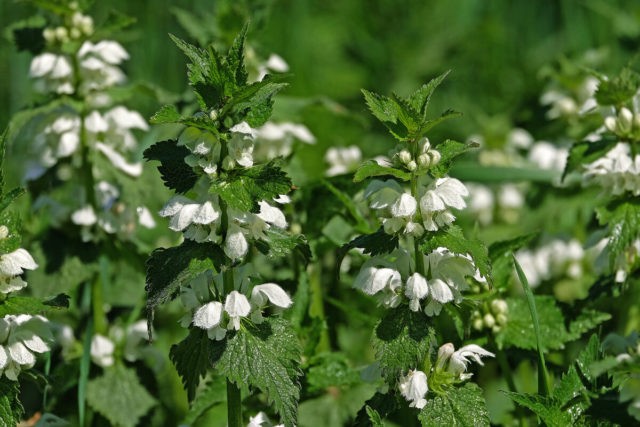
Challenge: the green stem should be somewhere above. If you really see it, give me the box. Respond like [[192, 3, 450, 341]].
[[224, 267, 235, 295], [309, 262, 331, 352], [92, 256, 108, 335], [226, 379, 242, 427], [410, 168, 425, 276]]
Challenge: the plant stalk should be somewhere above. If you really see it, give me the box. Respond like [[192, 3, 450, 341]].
[[226, 379, 242, 427]]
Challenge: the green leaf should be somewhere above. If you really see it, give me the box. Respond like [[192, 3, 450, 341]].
[[0, 295, 68, 317], [146, 240, 225, 315], [419, 225, 491, 281], [340, 228, 399, 259], [225, 77, 288, 127], [0, 188, 25, 214], [86, 365, 156, 427], [216, 318, 302, 427], [0, 211, 22, 254], [149, 104, 182, 124], [562, 137, 618, 180], [170, 328, 224, 401], [0, 380, 24, 427], [429, 139, 478, 178], [421, 109, 462, 135], [566, 310, 611, 342], [595, 67, 640, 106], [182, 376, 227, 425], [596, 199, 640, 270], [143, 140, 199, 194], [365, 406, 384, 427], [418, 383, 490, 427], [353, 160, 411, 183], [389, 93, 420, 133], [226, 24, 249, 87], [354, 392, 401, 426], [374, 307, 433, 380], [255, 229, 312, 264], [503, 392, 570, 427], [408, 71, 449, 117], [361, 90, 407, 141], [211, 159, 292, 212]]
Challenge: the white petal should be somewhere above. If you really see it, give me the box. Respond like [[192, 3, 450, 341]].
[[8, 342, 35, 366], [0, 346, 7, 370], [105, 106, 148, 130], [0, 249, 38, 276], [90, 334, 115, 367], [225, 291, 251, 320], [0, 277, 27, 294], [21, 334, 49, 354], [71, 205, 98, 226], [57, 131, 80, 157], [257, 201, 287, 228], [224, 227, 249, 260], [136, 206, 156, 228], [398, 370, 428, 409], [429, 278, 454, 303], [435, 178, 468, 209], [30, 53, 56, 77], [192, 201, 220, 225], [405, 273, 429, 300], [193, 302, 224, 329], [93, 41, 129, 64], [230, 121, 257, 137], [420, 190, 445, 213], [159, 196, 192, 217], [84, 111, 109, 133], [391, 193, 417, 218], [95, 143, 142, 177], [251, 283, 293, 308]]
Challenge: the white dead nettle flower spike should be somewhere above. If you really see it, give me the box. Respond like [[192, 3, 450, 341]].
[[225, 291, 252, 331], [78, 40, 128, 91], [0, 247, 38, 295], [435, 343, 495, 380], [179, 127, 221, 176], [419, 177, 468, 232], [398, 369, 429, 409], [583, 142, 640, 196], [0, 315, 52, 381], [223, 203, 288, 261], [159, 195, 222, 236], [29, 53, 74, 94], [90, 334, 115, 367]]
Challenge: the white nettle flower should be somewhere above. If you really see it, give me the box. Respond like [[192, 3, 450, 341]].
[[583, 142, 640, 196], [160, 195, 221, 234], [325, 146, 362, 176], [398, 369, 429, 409], [90, 334, 115, 367], [193, 301, 226, 340], [250, 283, 293, 323], [179, 273, 212, 327], [223, 202, 287, 260], [78, 40, 128, 91], [224, 122, 257, 169], [435, 343, 495, 380], [353, 265, 403, 308], [419, 177, 468, 231], [528, 141, 568, 172], [247, 411, 284, 427], [365, 180, 423, 236], [0, 315, 52, 381], [0, 248, 38, 295], [179, 127, 222, 175], [29, 53, 74, 94], [404, 273, 429, 312], [123, 320, 150, 362], [225, 291, 251, 331]]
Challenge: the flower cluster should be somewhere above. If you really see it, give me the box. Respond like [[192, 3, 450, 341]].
[[0, 230, 38, 295], [398, 343, 494, 409], [515, 239, 585, 288], [354, 247, 480, 316], [26, 8, 154, 242], [470, 299, 509, 333], [583, 142, 640, 196], [325, 145, 363, 177], [179, 272, 292, 341], [0, 315, 52, 381]]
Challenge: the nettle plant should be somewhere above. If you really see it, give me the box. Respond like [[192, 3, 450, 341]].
[[144, 28, 310, 427], [338, 72, 498, 424]]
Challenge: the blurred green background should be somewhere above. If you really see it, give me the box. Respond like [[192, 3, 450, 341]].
[[2, 0, 640, 142]]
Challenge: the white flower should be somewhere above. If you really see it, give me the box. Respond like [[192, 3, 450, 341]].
[[90, 334, 115, 367], [95, 142, 143, 177], [224, 224, 250, 261], [398, 369, 429, 409], [123, 320, 150, 362], [498, 184, 524, 210], [71, 205, 98, 226], [159, 196, 221, 232], [0, 249, 38, 278], [583, 143, 640, 196], [420, 177, 468, 231], [251, 283, 293, 308], [248, 411, 284, 427], [353, 266, 401, 296], [365, 180, 423, 236], [225, 291, 251, 331], [193, 301, 226, 340], [257, 201, 287, 229], [253, 122, 315, 160], [507, 128, 533, 149], [136, 206, 156, 228], [405, 273, 429, 312], [225, 122, 256, 169], [0, 315, 51, 381], [528, 141, 567, 172], [436, 343, 495, 380], [325, 146, 362, 176], [29, 53, 74, 94]]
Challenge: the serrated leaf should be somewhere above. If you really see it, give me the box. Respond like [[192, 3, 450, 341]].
[[365, 406, 384, 427], [361, 90, 407, 141], [225, 77, 288, 127], [182, 376, 226, 425], [409, 70, 450, 118], [170, 328, 225, 401], [146, 240, 225, 314], [429, 139, 478, 178], [562, 137, 618, 180], [503, 392, 570, 427], [595, 68, 640, 106], [421, 109, 462, 135], [418, 383, 490, 427], [495, 296, 568, 351], [374, 307, 433, 379], [596, 199, 640, 270], [576, 334, 602, 384], [0, 295, 68, 317], [353, 160, 411, 183], [143, 140, 199, 193], [86, 365, 156, 427], [254, 229, 312, 264], [419, 225, 491, 282], [341, 228, 399, 258], [0, 380, 24, 427], [13, 26, 46, 55], [390, 93, 420, 133], [215, 318, 302, 427], [354, 392, 401, 426], [149, 104, 182, 124], [0, 211, 22, 254], [211, 159, 292, 212], [566, 310, 611, 342], [0, 188, 25, 214], [227, 24, 249, 87]]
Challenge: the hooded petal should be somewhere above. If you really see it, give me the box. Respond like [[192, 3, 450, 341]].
[[257, 201, 287, 228], [224, 226, 249, 261], [398, 370, 428, 409], [7, 342, 35, 367], [0, 346, 7, 370], [251, 283, 293, 308], [390, 193, 417, 218], [192, 201, 220, 225], [434, 178, 468, 210], [429, 278, 454, 303], [225, 291, 251, 330], [193, 301, 224, 329], [95, 143, 143, 177], [405, 272, 429, 303], [0, 249, 38, 276], [420, 190, 445, 213]]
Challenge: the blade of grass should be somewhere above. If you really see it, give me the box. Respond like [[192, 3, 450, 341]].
[[512, 254, 550, 397]]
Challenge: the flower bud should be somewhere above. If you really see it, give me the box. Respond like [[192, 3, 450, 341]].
[[70, 27, 81, 39], [496, 313, 508, 325], [490, 299, 508, 315], [55, 27, 69, 43], [472, 317, 484, 331], [618, 108, 633, 133], [492, 325, 502, 334], [0, 226, 9, 240], [419, 137, 431, 153], [483, 313, 496, 328], [406, 160, 417, 171], [417, 153, 431, 168], [43, 28, 56, 43], [435, 342, 455, 370], [429, 150, 441, 166], [604, 116, 617, 133], [80, 16, 94, 35], [209, 109, 218, 121], [397, 150, 411, 164]]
